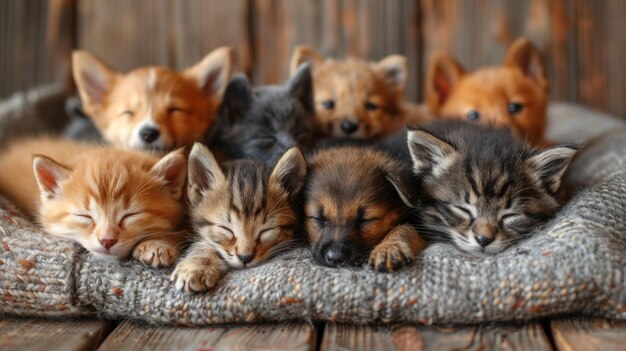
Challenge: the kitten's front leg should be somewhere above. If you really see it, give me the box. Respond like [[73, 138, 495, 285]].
[[170, 242, 228, 293], [368, 224, 425, 272], [133, 232, 185, 268]]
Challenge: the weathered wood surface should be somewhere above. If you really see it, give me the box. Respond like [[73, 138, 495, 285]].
[[320, 323, 552, 351], [0, 0, 74, 99], [0, 318, 112, 351], [97, 321, 316, 351], [552, 319, 626, 351], [78, 0, 250, 74]]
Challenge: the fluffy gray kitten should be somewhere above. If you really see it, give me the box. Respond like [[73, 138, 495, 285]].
[[208, 63, 315, 166]]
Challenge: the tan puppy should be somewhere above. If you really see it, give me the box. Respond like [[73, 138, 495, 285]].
[[290, 47, 412, 139]]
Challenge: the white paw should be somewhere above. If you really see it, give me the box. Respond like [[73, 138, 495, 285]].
[[170, 262, 221, 293], [132, 239, 179, 268]]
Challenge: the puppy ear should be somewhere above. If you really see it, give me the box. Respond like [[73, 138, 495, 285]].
[[72, 50, 118, 115], [374, 54, 407, 93], [289, 46, 324, 75], [220, 75, 254, 125], [286, 63, 314, 113], [385, 169, 419, 208], [526, 145, 578, 194], [151, 149, 188, 201], [270, 148, 307, 197], [407, 129, 456, 175], [184, 47, 234, 98], [187, 143, 226, 205], [426, 52, 465, 113], [33, 155, 72, 200], [504, 38, 548, 90]]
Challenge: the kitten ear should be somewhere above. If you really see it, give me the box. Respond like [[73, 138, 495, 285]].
[[407, 129, 456, 175], [504, 38, 548, 90], [385, 169, 419, 208], [33, 155, 71, 200], [151, 149, 188, 201], [270, 148, 307, 196], [184, 47, 234, 98], [187, 143, 226, 206], [221, 75, 254, 125], [374, 55, 407, 93], [526, 145, 578, 194], [426, 52, 465, 113], [285, 63, 314, 113], [72, 50, 118, 114], [289, 46, 324, 75]]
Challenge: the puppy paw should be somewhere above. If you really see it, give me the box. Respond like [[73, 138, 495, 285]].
[[133, 239, 180, 268], [368, 241, 415, 272], [170, 262, 221, 293]]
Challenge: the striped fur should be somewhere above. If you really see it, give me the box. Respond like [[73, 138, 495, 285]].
[[172, 144, 306, 293], [406, 120, 577, 255]]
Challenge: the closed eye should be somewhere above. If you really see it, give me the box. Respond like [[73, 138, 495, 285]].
[[255, 136, 277, 146], [72, 213, 93, 224], [120, 212, 141, 225], [258, 227, 279, 242], [120, 110, 134, 118], [449, 205, 473, 220], [500, 213, 523, 226], [168, 107, 187, 115]]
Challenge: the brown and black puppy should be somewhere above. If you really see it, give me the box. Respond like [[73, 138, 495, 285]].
[[304, 146, 426, 271]]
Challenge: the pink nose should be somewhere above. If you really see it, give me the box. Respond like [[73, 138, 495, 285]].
[[99, 239, 117, 250]]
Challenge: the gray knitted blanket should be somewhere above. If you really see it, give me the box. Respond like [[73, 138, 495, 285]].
[[1, 87, 625, 325]]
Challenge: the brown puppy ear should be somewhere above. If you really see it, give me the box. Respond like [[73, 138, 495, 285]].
[[385, 170, 419, 208], [184, 47, 234, 98], [72, 50, 119, 116], [504, 38, 548, 91], [426, 52, 465, 113], [289, 46, 324, 76], [375, 54, 407, 94]]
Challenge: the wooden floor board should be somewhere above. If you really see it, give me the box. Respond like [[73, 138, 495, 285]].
[[552, 319, 626, 351], [0, 318, 112, 351], [96, 320, 316, 351], [320, 323, 552, 351]]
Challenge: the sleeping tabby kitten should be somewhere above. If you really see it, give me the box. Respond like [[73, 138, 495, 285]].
[[208, 63, 315, 166], [171, 144, 307, 293], [405, 120, 577, 255]]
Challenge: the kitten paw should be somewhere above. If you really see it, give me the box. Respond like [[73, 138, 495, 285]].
[[170, 263, 221, 293], [133, 239, 180, 268], [368, 241, 415, 272]]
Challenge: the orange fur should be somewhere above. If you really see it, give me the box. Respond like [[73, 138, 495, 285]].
[[290, 46, 413, 139], [0, 138, 187, 266], [72, 48, 234, 150], [426, 38, 549, 145]]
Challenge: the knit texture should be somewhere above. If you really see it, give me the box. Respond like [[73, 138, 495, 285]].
[[0, 95, 625, 325]]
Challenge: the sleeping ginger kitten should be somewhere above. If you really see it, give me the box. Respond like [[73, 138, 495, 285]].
[[172, 144, 307, 293], [0, 138, 187, 267]]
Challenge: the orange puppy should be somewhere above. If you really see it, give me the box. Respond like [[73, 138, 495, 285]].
[[72, 48, 234, 150], [426, 38, 549, 145], [290, 47, 411, 139]]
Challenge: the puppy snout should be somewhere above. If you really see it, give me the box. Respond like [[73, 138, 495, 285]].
[[139, 127, 160, 143], [325, 246, 351, 266], [340, 120, 359, 135]]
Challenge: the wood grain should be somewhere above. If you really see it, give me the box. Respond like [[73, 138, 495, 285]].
[[97, 321, 316, 351], [250, 0, 421, 100], [0, 318, 112, 351], [552, 319, 626, 351], [321, 323, 552, 351], [0, 0, 75, 99]]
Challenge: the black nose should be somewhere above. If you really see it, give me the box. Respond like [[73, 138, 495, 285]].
[[238, 254, 253, 265], [475, 235, 495, 247], [324, 246, 350, 266], [139, 127, 160, 143], [340, 121, 359, 135]]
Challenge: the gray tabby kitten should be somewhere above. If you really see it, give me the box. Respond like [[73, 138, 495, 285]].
[[208, 63, 315, 166], [405, 120, 577, 255]]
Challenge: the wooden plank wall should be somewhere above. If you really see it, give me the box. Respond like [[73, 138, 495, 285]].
[[0, 0, 624, 119]]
